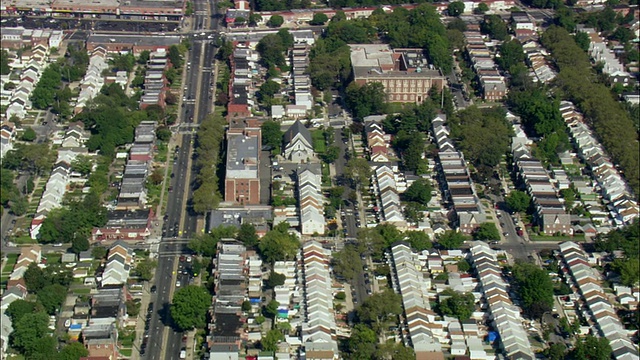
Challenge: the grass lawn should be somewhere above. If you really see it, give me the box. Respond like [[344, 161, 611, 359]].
[[119, 348, 132, 357], [311, 130, 326, 154], [155, 142, 169, 163], [3, 253, 19, 270], [13, 236, 36, 245], [73, 287, 92, 295], [44, 253, 62, 264], [529, 234, 585, 242], [321, 163, 331, 187]]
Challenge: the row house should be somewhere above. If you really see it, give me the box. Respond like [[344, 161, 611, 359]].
[[208, 240, 246, 358], [116, 121, 155, 209], [470, 242, 534, 360], [291, 43, 313, 112], [511, 134, 570, 235], [297, 166, 325, 235], [578, 27, 634, 85], [5, 44, 48, 120], [458, 0, 516, 14], [0, 122, 16, 160], [558, 242, 638, 360], [81, 323, 119, 359], [559, 101, 638, 226], [390, 243, 444, 359], [91, 208, 153, 242], [139, 50, 169, 109], [522, 41, 556, 84], [75, 46, 109, 114], [226, 44, 256, 120], [0, 27, 63, 49], [31, 124, 92, 239], [300, 242, 339, 360], [101, 241, 133, 286], [365, 120, 393, 163], [373, 165, 408, 229], [85, 34, 181, 55], [273, 260, 301, 314], [8, 245, 42, 281], [247, 253, 263, 305], [283, 120, 314, 162], [463, 32, 507, 101], [432, 115, 486, 234]]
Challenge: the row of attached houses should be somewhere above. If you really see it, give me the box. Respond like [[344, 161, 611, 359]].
[[4, 44, 49, 120], [297, 166, 325, 235], [511, 130, 571, 235], [100, 241, 133, 286], [432, 114, 486, 234], [0, 27, 63, 50], [300, 242, 339, 360], [291, 43, 313, 113], [0, 245, 42, 359], [522, 41, 556, 84], [373, 165, 408, 229], [208, 240, 246, 359], [470, 242, 535, 360], [273, 260, 302, 319], [365, 119, 393, 163], [558, 242, 638, 360], [578, 27, 634, 86], [226, 44, 255, 120], [510, 11, 538, 41], [139, 50, 170, 109], [463, 31, 507, 102], [117, 121, 155, 209], [74, 46, 110, 114], [30, 123, 92, 239], [0, 122, 17, 160], [390, 243, 443, 359], [559, 101, 639, 226]]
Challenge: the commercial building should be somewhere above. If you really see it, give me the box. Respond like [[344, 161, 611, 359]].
[[224, 127, 261, 205], [349, 44, 445, 103], [86, 34, 181, 55]]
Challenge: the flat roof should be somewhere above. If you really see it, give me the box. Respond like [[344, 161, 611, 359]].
[[225, 131, 259, 179], [350, 44, 441, 79], [2, 0, 51, 9], [121, 0, 185, 8], [52, 0, 119, 7], [87, 34, 181, 47]]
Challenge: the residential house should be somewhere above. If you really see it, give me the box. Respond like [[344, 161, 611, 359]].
[[297, 166, 325, 235], [92, 209, 153, 242], [283, 120, 314, 162], [100, 241, 133, 286]]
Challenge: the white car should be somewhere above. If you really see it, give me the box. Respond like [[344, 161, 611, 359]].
[[176, 281, 181, 287]]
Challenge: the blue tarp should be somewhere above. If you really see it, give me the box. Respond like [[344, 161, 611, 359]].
[[249, 298, 261, 304], [487, 331, 499, 342], [69, 324, 82, 330]]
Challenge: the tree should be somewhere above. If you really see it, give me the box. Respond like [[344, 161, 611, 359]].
[[125, 299, 141, 317], [170, 285, 212, 331], [134, 258, 157, 281], [267, 272, 286, 288], [403, 178, 433, 206], [258, 80, 280, 105], [310, 12, 328, 25], [481, 15, 509, 41], [249, 13, 263, 26], [332, 244, 363, 281], [263, 300, 280, 319], [168, 45, 183, 68], [612, 258, 639, 286], [474, 223, 500, 241], [438, 289, 476, 320], [457, 259, 471, 273], [237, 223, 259, 248], [92, 246, 108, 259], [6, 300, 39, 324], [261, 120, 283, 151], [21, 127, 36, 142], [10, 311, 52, 356], [356, 289, 403, 334], [1, 49, 10, 75], [448, 1, 465, 16], [568, 335, 612, 360], [475, 2, 489, 14], [345, 157, 372, 187], [261, 329, 284, 352], [438, 231, 466, 249], [346, 324, 377, 360], [38, 284, 67, 315], [71, 155, 93, 177], [258, 223, 300, 263], [345, 82, 387, 120], [513, 262, 554, 319], [321, 145, 340, 164], [137, 50, 150, 64], [505, 190, 531, 213], [24, 263, 47, 292], [497, 40, 525, 71], [267, 15, 284, 28], [9, 195, 28, 216], [545, 343, 567, 360], [71, 236, 90, 254], [242, 300, 252, 312], [234, 17, 246, 26], [404, 230, 432, 251], [58, 341, 89, 360]]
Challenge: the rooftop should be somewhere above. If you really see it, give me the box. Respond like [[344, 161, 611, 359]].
[[225, 130, 259, 179], [349, 44, 441, 79], [87, 34, 181, 47]]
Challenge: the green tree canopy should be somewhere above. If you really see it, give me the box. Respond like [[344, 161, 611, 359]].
[[310, 12, 329, 25], [261, 120, 284, 151], [267, 272, 287, 288], [356, 289, 403, 334], [345, 324, 377, 360], [513, 262, 554, 319], [6, 300, 40, 324], [267, 14, 284, 27], [568, 335, 612, 360], [58, 341, 90, 360], [10, 311, 52, 356], [404, 230, 432, 251], [258, 223, 300, 263], [473, 223, 501, 241], [134, 258, 157, 281], [481, 15, 509, 41], [447, 1, 465, 16], [37, 283, 67, 315], [438, 230, 466, 249], [237, 223, 259, 248], [403, 178, 433, 206], [438, 289, 476, 320], [331, 244, 364, 281], [345, 82, 387, 120], [20, 127, 36, 142], [505, 190, 531, 213], [170, 285, 212, 331], [0, 49, 10, 75]]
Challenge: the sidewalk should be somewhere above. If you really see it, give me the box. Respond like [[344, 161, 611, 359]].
[[185, 267, 203, 360]]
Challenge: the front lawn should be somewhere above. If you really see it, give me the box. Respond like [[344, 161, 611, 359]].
[[311, 130, 326, 154]]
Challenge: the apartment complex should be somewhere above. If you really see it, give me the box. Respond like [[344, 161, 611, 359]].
[[349, 44, 445, 103], [224, 127, 261, 205], [431, 114, 485, 234]]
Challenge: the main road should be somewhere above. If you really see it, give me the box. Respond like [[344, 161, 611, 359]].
[[144, 0, 220, 359]]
